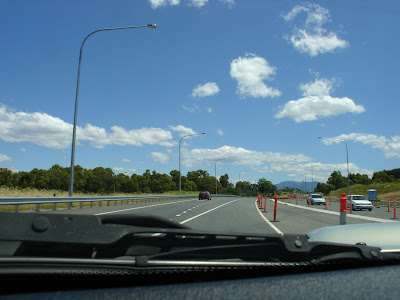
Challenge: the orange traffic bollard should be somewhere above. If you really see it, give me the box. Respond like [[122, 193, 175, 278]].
[[340, 193, 347, 225], [273, 195, 278, 221], [387, 199, 391, 212]]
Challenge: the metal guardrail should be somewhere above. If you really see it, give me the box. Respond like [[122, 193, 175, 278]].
[[0, 194, 236, 213], [0, 194, 198, 213]]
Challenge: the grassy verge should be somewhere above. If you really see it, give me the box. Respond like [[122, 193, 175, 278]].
[[329, 181, 400, 200]]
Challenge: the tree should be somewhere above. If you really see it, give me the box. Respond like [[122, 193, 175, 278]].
[[372, 171, 394, 183], [0, 168, 13, 187], [315, 182, 335, 195], [349, 173, 370, 185], [169, 170, 180, 190], [219, 174, 229, 188], [257, 178, 277, 195], [149, 170, 175, 193], [327, 171, 347, 189], [236, 181, 253, 196], [385, 168, 400, 180], [183, 179, 197, 191]]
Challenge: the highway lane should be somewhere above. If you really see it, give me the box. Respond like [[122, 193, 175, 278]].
[[48, 195, 398, 236], [50, 196, 281, 235]]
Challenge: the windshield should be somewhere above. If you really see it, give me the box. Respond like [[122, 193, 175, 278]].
[[0, 0, 399, 270]]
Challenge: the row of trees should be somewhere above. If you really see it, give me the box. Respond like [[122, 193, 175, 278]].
[[314, 168, 400, 194], [0, 165, 275, 196]]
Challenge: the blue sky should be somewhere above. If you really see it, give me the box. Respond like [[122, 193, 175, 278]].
[[0, 0, 399, 185]]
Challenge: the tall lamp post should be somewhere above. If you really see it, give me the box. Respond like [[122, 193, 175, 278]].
[[318, 137, 350, 195], [239, 169, 250, 195], [179, 133, 206, 195], [215, 157, 231, 195], [69, 24, 157, 196]]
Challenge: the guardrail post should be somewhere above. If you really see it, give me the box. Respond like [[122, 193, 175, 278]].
[[35, 203, 40, 212], [53, 203, 57, 211], [15, 205, 19, 213]]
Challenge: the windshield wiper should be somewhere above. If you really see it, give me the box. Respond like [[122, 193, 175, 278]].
[[0, 212, 398, 266]]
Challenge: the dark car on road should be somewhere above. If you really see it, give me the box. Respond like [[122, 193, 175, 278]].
[[199, 191, 211, 200]]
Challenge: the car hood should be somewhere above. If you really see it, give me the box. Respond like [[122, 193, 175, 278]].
[[307, 222, 400, 252], [352, 200, 371, 204]]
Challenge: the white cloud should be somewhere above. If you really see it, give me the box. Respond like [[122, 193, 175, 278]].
[[0, 105, 72, 149], [182, 145, 310, 168], [283, 3, 349, 56], [220, 0, 234, 8], [121, 158, 131, 163], [217, 129, 224, 136], [113, 167, 137, 174], [151, 152, 170, 164], [0, 105, 175, 150], [0, 154, 12, 163], [192, 82, 220, 97], [182, 104, 201, 113], [188, 0, 208, 8], [149, 0, 233, 9], [108, 126, 174, 148], [207, 107, 212, 113], [321, 133, 400, 159], [230, 53, 281, 99], [169, 125, 197, 138], [275, 78, 365, 122], [148, 0, 180, 9]]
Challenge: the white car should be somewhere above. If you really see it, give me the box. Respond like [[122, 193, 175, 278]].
[[307, 194, 326, 205], [347, 195, 373, 211]]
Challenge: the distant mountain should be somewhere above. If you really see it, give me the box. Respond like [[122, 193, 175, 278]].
[[276, 181, 320, 191]]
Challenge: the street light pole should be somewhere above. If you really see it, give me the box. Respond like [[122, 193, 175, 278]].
[[344, 140, 350, 195], [69, 24, 157, 196], [318, 136, 350, 195], [179, 133, 206, 195], [215, 157, 231, 195], [239, 169, 249, 195]]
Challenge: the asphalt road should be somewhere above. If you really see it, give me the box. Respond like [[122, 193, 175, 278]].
[[49, 196, 399, 236]]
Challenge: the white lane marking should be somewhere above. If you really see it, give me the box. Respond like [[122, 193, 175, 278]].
[[254, 200, 283, 236], [94, 199, 195, 216], [276, 200, 397, 223], [180, 199, 239, 224]]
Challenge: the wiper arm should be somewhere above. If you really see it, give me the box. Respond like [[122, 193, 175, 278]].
[[136, 237, 390, 267]]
